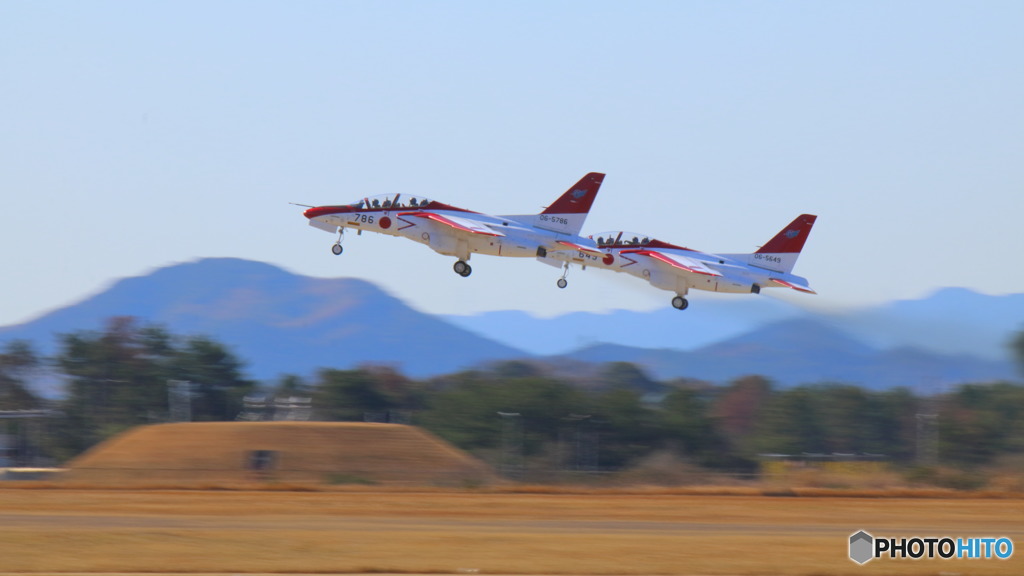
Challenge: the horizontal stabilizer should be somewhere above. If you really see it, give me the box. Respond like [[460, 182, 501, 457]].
[[770, 278, 816, 294], [399, 212, 504, 237]]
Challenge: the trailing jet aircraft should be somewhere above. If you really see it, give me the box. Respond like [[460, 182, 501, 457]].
[[544, 214, 817, 310], [301, 173, 605, 278]]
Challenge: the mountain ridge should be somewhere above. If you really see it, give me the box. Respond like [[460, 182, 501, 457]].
[[0, 258, 527, 380], [446, 287, 1024, 361], [560, 317, 1012, 389], [0, 258, 1017, 389]]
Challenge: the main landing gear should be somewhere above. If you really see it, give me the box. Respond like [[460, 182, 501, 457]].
[[453, 260, 472, 277], [671, 295, 689, 311]]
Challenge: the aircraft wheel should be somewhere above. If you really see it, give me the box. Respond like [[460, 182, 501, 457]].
[[460, 264, 472, 277], [671, 296, 689, 310], [557, 278, 568, 289], [331, 244, 343, 255], [454, 260, 471, 277]]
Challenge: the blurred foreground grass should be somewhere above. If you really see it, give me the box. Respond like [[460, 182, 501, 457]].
[[0, 488, 1021, 575]]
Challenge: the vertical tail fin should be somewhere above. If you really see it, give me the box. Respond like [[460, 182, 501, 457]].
[[542, 172, 604, 216], [750, 214, 817, 274], [510, 172, 605, 235]]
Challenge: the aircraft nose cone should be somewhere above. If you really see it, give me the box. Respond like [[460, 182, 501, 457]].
[[303, 206, 334, 219], [304, 205, 354, 219]]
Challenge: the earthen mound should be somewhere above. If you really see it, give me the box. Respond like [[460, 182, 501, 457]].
[[64, 421, 495, 486]]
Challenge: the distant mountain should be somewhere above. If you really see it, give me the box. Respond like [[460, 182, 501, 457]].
[[446, 288, 1024, 362], [0, 258, 527, 380], [827, 287, 1024, 360], [442, 299, 802, 356], [561, 318, 1015, 389], [0, 258, 1017, 391]]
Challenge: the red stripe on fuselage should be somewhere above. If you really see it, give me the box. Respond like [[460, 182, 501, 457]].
[[402, 212, 501, 236], [397, 215, 418, 231], [304, 200, 478, 220], [304, 205, 353, 219], [621, 249, 718, 276]]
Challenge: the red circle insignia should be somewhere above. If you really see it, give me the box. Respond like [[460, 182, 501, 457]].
[[603, 253, 614, 266], [379, 216, 392, 229]]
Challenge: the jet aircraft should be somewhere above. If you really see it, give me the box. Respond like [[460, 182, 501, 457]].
[[545, 214, 817, 310], [302, 173, 605, 279]]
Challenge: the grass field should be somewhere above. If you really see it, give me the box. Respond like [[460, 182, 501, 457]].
[[1, 487, 1022, 575]]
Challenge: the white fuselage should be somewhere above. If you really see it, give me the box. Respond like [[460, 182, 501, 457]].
[[307, 198, 575, 262], [545, 239, 811, 297]]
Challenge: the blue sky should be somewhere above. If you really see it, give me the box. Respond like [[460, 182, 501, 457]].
[[2, 1, 1022, 326]]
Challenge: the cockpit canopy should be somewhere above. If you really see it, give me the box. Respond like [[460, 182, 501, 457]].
[[348, 193, 435, 210], [590, 231, 655, 248]]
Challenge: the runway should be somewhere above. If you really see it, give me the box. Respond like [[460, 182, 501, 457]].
[[1, 489, 1021, 575]]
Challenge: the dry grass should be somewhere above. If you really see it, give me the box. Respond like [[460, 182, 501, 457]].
[[1, 488, 1022, 575], [63, 421, 496, 486], [12, 422, 1024, 574]]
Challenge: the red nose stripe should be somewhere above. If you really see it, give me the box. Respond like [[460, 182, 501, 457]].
[[303, 206, 354, 219]]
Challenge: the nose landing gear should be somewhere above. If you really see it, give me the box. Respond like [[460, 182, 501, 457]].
[[556, 263, 569, 289], [331, 229, 344, 255]]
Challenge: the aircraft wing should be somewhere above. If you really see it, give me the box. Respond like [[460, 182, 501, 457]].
[[554, 240, 603, 255], [399, 212, 505, 237], [621, 249, 722, 277], [770, 278, 817, 294]]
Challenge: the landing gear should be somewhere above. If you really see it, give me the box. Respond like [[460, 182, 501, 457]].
[[557, 263, 569, 289], [671, 295, 689, 310], [454, 260, 472, 277], [331, 229, 344, 255]]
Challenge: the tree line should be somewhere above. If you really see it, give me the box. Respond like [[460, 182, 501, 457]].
[[2, 317, 1023, 474]]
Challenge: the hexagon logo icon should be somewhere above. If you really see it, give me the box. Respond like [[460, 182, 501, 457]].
[[849, 530, 874, 564]]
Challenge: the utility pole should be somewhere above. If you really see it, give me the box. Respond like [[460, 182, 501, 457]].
[[167, 380, 192, 422], [916, 413, 938, 466], [561, 414, 595, 471], [915, 390, 939, 466], [497, 411, 523, 479]]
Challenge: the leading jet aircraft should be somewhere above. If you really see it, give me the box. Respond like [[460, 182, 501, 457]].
[[544, 214, 817, 310], [301, 173, 605, 278]]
